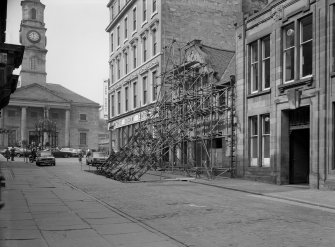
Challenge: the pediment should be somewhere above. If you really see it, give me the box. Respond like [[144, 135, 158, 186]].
[[11, 84, 69, 103]]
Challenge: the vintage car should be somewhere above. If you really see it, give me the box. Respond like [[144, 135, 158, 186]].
[[36, 150, 56, 166], [50, 148, 73, 158], [60, 148, 78, 157], [86, 152, 108, 166]]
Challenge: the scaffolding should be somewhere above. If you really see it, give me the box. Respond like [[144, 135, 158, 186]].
[[97, 41, 236, 181]]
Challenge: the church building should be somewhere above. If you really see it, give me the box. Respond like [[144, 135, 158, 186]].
[[0, 0, 100, 150]]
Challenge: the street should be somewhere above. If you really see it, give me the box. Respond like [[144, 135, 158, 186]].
[[1, 157, 335, 247]]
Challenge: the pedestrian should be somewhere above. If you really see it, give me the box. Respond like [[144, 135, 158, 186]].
[[4, 148, 10, 162], [78, 152, 83, 164], [10, 147, 15, 161]]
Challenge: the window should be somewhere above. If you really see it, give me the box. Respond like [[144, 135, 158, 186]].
[[8, 110, 16, 117], [249, 35, 270, 93], [124, 17, 128, 39], [250, 41, 258, 93], [111, 33, 114, 52], [124, 53, 128, 74], [249, 114, 271, 167], [111, 64, 114, 83], [51, 113, 59, 119], [8, 130, 16, 147], [111, 94, 115, 117], [118, 0, 121, 12], [133, 8, 137, 31], [31, 8, 36, 20], [283, 23, 295, 82], [262, 37, 270, 90], [153, 0, 157, 13], [261, 114, 270, 167], [80, 114, 87, 121], [133, 46, 137, 68], [143, 0, 147, 22], [125, 87, 129, 112], [300, 15, 312, 78], [133, 81, 137, 108], [117, 58, 120, 79], [143, 36, 147, 62], [152, 29, 157, 55], [152, 71, 157, 101], [30, 57, 37, 70], [143, 76, 147, 105], [80, 133, 87, 146], [117, 91, 121, 114], [249, 116, 258, 167], [111, 5, 114, 20], [117, 26, 120, 46], [283, 15, 313, 83]]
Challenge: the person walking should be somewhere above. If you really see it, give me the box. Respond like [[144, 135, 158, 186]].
[[10, 147, 15, 161], [4, 148, 10, 162]]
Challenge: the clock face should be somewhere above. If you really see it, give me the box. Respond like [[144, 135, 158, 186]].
[[27, 30, 41, 43]]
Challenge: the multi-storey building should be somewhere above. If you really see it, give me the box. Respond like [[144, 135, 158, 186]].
[[106, 0, 267, 152], [236, 0, 335, 189]]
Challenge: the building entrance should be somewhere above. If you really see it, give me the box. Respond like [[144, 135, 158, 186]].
[[289, 107, 310, 184], [289, 128, 310, 184]]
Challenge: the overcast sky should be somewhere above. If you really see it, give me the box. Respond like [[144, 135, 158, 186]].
[[7, 0, 109, 106]]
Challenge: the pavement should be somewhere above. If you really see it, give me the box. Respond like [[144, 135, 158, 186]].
[[1, 156, 335, 247]]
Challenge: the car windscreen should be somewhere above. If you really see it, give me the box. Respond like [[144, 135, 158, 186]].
[[40, 151, 52, 157], [92, 152, 106, 158]]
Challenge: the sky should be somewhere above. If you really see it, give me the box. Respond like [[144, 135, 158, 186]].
[[7, 0, 110, 106]]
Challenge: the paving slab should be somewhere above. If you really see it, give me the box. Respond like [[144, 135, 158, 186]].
[[41, 229, 113, 247], [93, 222, 147, 235], [0, 239, 48, 247]]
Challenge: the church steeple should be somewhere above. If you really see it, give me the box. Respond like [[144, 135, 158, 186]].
[[19, 0, 47, 86]]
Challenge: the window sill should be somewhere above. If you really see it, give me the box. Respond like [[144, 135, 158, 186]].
[[247, 89, 271, 99], [278, 76, 313, 93], [151, 11, 158, 19], [132, 30, 137, 37], [123, 38, 128, 44], [141, 20, 148, 28]]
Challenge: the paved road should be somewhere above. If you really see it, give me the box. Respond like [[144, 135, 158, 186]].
[[27, 158, 335, 247]]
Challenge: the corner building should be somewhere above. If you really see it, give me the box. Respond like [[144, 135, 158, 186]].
[[236, 0, 335, 189], [106, 0, 267, 151]]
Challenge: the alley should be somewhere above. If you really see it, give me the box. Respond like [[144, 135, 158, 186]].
[[1, 159, 335, 247]]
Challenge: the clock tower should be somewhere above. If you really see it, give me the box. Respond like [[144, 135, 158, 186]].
[[19, 0, 47, 85]]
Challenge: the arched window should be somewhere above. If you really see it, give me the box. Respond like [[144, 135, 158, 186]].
[[30, 8, 36, 20], [30, 57, 37, 70]]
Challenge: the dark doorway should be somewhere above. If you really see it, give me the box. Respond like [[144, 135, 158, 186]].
[[289, 128, 310, 184]]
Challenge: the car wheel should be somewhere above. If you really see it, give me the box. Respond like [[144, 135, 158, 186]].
[[36, 162, 39, 166], [64, 154, 69, 158], [16, 153, 21, 157]]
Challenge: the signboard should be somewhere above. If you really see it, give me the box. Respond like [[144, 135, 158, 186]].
[[103, 79, 109, 119]]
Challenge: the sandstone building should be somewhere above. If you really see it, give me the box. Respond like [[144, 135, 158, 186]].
[[235, 0, 334, 189], [106, 0, 267, 152], [0, 0, 100, 150]]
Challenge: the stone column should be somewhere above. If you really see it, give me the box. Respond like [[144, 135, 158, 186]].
[[21, 107, 27, 143], [65, 110, 70, 147]]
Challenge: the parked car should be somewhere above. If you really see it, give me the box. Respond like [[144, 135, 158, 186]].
[[36, 150, 56, 166], [1, 147, 30, 157], [50, 148, 73, 158], [86, 152, 108, 166], [60, 148, 78, 157]]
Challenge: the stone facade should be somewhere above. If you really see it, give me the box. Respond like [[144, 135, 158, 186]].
[[106, 0, 266, 152], [235, 0, 335, 189]]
